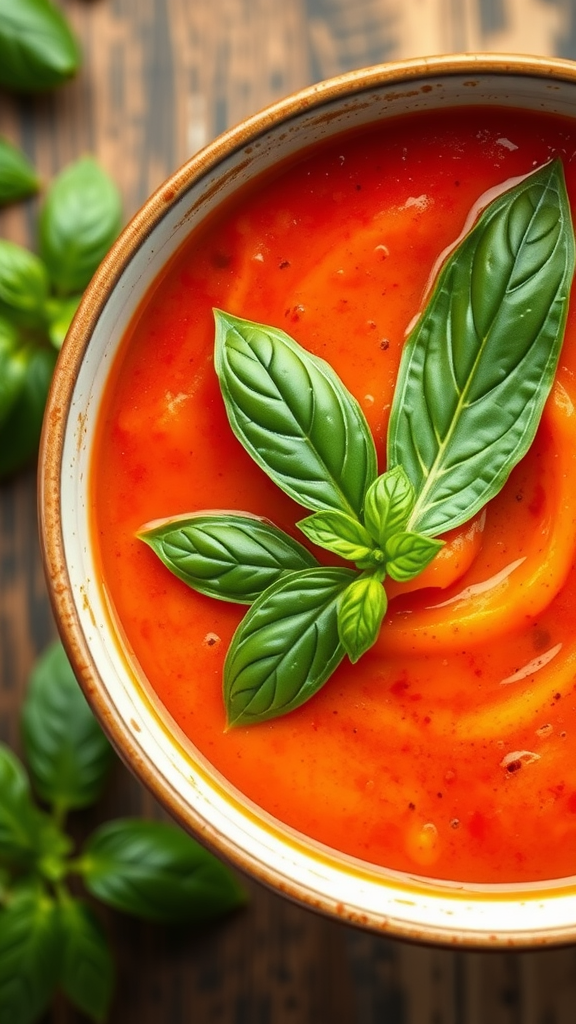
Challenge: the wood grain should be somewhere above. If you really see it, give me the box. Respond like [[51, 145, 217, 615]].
[[1, 1, 576, 1021]]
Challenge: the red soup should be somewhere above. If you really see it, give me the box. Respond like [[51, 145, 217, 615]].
[[91, 107, 576, 884]]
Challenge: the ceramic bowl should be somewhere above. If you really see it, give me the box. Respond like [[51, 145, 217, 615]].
[[40, 53, 576, 947]]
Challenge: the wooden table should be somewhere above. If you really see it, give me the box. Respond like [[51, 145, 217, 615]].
[[3, 2, 576, 1021]]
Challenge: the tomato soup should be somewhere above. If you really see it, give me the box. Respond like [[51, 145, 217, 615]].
[[91, 107, 576, 884]]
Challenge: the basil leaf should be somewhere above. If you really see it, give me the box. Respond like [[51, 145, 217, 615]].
[[0, 0, 81, 93], [214, 311, 377, 518], [363, 466, 415, 546], [0, 744, 45, 869], [0, 240, 49, 329], [39, 157, 122, 296], [81, 819, 247, 925], [297, 510, 377, 563], [388, 160, 575, 536], [45, 293, 81, 349], [59, 899, 114, 1023], [337, 575, 387, 663], [0, 890, 61, 1024], [384, 531, 444, 582], [22, 641, 114, 814], [224, 567, 355, 726], [139, 513, 319, 604], [0, 318, 27, 430], [0, 138, 39, 205], [0, 343, 57, 480]]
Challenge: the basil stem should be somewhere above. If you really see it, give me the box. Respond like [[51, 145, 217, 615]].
[[388, 159, 575, 536], [139, 513, 319, 604], [224, 567, 355, 726], [214, 310, 377, 519]]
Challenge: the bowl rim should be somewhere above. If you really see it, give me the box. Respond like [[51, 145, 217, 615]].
[[39, 51, 576, 948]]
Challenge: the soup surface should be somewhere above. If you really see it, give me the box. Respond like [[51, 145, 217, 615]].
[[92, 107, 576, 884]]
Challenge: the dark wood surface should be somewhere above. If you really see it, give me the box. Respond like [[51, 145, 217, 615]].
[[3, 1, 576, 1021]]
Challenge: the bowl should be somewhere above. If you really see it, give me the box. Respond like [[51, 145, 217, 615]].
[[40, 53, 576, 947]]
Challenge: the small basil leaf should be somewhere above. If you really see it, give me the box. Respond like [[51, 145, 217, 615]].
[[224, 566, 355, 726], [337, 575, 387, 663], [59, 899, 114, 1023], [0, 744, 44, 869], [0, 890, 61, 1024], [139, 513, 319, 604], [0, 138, 39, 205], [81, 819, 247, 925], [0, 318, 27, 430], [22, 641, 114, 813], [297, 510, 377, 563], [0, 0, 81, 93], [363, 466, 415, 546], [0, 343, 57, 479], [384, 531, 444, 582], [39, 157, 122, 295], [214, 310, 377, 518], [0, 240, 49, 329], [388, 159, 575, 536], [45, 293, 81, 349]]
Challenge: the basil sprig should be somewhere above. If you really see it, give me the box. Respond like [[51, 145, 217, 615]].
[[141, 160, 575, 725], [0, 156, 122, 480], [0, 642, 246, 1023]]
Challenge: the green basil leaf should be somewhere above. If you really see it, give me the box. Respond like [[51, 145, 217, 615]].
[[388, 159, 575, 536], [0, 318, 27, 430], [0, 0, 81, 93], [363, 466, 415, 546], [139, 513, 319, 604], [384, 531, 444, 582], [214, 310, 377, 518], [224, 566, 355, 726], [45, 293, 81, 349], [337, 575, 387, 663], [0, 138, 39, 205], [39, 157, 122, 295], [297, 510, 377, 563], [0, 343, 57, 480], [0, 744, 44, 869], [0, 240, 49, 329], [81, 819, 247, 925], [0, 890, 61, 1024], [22, 641, 114, 814], [59, 899, 114, 1023]]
